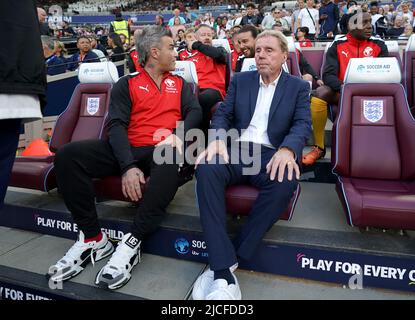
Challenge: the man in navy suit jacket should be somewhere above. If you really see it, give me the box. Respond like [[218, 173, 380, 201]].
[[193, 30, 311, 300]]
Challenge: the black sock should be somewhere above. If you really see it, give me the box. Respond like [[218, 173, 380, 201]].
[[214, 269, 235, 284]]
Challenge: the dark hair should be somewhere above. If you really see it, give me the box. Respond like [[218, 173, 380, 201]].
[[370, 1, 378, 7], [347, 1, 357, 8], [298, 26, 309, 35], [246, 2, 256, 9], [108, 32, 123, 48], [115, 12, 122, 18], [282, 30, 292, 37], [238, 25, 259, 39]]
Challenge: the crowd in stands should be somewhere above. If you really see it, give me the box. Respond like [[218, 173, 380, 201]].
[[38, 0, 415, 78]]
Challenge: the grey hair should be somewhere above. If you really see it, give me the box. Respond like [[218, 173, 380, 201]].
[[135, 26, 172, 66], [255, 30, 288, 54], [41, 35, 55, 50]]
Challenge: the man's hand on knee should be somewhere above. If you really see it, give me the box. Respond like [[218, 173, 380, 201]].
[[195, 140, 229, 168], [156, 133, 183, 155], [122, 167, 146, 201], [266, 147, 300, 182]]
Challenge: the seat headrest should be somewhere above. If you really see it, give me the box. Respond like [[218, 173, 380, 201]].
[[334, 34, 346, 41], [78, 62, 119, 83], [285, 36, 296, 53], [324, 42, 333, 53], [240, 58, 257, 72], [385, 40, 399, 53], [212, 39, 231, 53], [171, 60, 198, 84], [406, 34, 415, 52], [344, 57, 401, 84]]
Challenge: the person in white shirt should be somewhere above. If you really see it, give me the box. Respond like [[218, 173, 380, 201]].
[[397, 2, 413, 25], [168, 8, 186, 26], [192, 30, 311, 301], [292, 0, 306, 33], [297, 0, 320, 39], [262, 7, 290, 31]]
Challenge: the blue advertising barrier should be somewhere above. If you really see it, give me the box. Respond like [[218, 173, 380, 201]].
[[0, 203, 414, 295]]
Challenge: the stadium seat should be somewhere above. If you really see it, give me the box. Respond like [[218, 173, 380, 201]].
[[286, 36, 302, 77], [9, 62, 118, 192], [223, 39, 302, 221], [212, 38, 234, 90], [93, 60, 199, 202], [240, 58, 257, 72], [332, 57, 415, 230], [385, 40, 402, 70], [212, 39, 232, 54], [226, 184, 301, 221], [404, 34, 415, 115], [300, 48, 325, 89], [171, 60, 199, 96]]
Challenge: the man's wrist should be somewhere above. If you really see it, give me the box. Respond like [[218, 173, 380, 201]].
[[278, 146, 297, 161]]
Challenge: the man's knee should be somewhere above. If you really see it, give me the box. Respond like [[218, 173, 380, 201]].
[[54, 143, 79, 170], [302, 74, 313, 82], [313, 85, 335, 102], [196, 161, 226, 180]]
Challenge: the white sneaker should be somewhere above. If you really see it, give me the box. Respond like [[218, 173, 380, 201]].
[[206, 274, 242, 300], [192, 263, 238, 300], [47, 231, 114, 282], [95, 233, 141, 290]]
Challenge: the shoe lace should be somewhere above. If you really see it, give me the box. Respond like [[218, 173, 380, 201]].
[[58, 240, 96, 267], [104, 242, 138, 277]]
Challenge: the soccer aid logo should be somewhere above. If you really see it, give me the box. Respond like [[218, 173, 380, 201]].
[[175, 238, 190, 254], [363, 47, 374, 57]]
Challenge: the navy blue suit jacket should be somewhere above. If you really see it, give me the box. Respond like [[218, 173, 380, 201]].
[[211, 70, 312, 161]]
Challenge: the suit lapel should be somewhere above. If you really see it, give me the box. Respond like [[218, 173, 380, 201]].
[[249, 72, 260, 118], [268, 71, 288, 122]]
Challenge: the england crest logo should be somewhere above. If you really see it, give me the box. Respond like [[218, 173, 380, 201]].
[[87, 97, 100, 115], [363, 100, 383, 123], [164, 79, 176, 88], [363, 46, 374, 57]]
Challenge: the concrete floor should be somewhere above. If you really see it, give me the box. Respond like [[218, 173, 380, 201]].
[[0, 226, 413, 300]]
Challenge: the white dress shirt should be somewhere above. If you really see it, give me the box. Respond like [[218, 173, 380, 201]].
[[238, 71, 282, 148]]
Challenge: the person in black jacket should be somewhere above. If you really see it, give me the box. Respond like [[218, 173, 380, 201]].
[[240, 2, 262, 26], [47, 26, 202, 290], [107, 32, 125, 62], [0, 0, 46, 207]]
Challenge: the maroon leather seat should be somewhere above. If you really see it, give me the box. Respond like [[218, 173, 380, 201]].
[[404, 35, 415, 115], [332, 58, 415, 229], [10, 82, 113, 191], [301, 49, 325, 88], [226, 184, 301, 221], [286, 51, 302, 78]]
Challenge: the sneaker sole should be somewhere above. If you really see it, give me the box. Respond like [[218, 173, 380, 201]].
[[95, 253, 140, 290]]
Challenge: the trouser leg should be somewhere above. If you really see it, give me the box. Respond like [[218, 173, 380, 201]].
[[195, 147, 247, 271], [54, 140, 120, 238], [0, 119, 21, 208]]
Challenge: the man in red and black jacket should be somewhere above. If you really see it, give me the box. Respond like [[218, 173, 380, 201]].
[[47, 26, 202, 290], [178, 24, 227, 134], [302, 10, 388, 166]]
